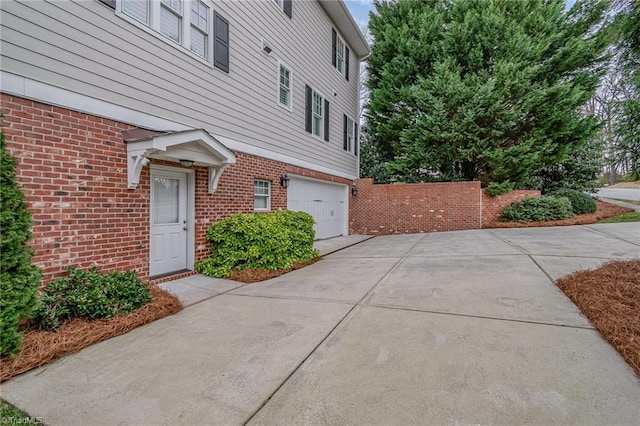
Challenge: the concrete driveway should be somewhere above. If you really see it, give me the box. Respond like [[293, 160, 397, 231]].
[[2, 223, 640, 425]]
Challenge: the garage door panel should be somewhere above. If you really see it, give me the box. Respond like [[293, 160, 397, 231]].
[[287, 177, 347, 240]]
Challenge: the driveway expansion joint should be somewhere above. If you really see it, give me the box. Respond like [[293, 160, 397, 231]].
[[584, 224, 640, 247], [361, 303, 595, 330]]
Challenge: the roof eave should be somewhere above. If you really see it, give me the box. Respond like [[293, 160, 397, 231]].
[[317, 0, 370, 59]]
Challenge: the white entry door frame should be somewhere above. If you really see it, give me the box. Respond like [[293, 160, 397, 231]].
[[149, 165, 195, 277]]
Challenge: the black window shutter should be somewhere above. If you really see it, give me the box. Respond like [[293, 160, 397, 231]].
[[99, 0, 115, 8], [214, 12, 230, 73], [345, 46, 350, 81], [324, 100, 330, 142], [283, 0, 292, 18], [354, 124, 359, 155], [343, 115, 348, 151], [305, 85, 312, 133], [331, 28, 337, 67]]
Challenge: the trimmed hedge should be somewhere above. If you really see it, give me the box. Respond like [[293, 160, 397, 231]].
[[549, 188, 597, 215], [195, 210, 318, 278], [34, 268, 152, 330], [501, 196, 574, 223], [1, 129, 42, 357]]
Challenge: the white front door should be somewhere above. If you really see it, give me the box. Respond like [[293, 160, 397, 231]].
[[150, 169, 188, 277]]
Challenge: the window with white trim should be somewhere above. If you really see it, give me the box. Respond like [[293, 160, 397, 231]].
[[190, 0, 209, 59], [335, 36, 345, 74], [278, 63, 292, 109], [312, 91, 324, 138], [160, 0, 182, 43], [346, 116, 355, 153], [254, 180, 271, 211], [118, 0, 226, 66]]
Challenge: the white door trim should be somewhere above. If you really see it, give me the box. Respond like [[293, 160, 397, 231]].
[[149, 165, 195, 274]]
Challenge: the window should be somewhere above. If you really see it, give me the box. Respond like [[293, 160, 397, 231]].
[[305, 85, 329, 141], [332, 28, 350, 80], [343, 115, 357, 154], [160, 0, 182, 43], [118, 0, 228, 69], [335, 37, 345, 74], [278, 63, 292, 109], [273, 0, 292, 18], [190, 0, 209, 59], [122, 0, 148, 24], [254, 180, 271, 211], [312, 92, 323, 137]]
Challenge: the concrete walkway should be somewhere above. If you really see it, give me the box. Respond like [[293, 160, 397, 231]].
[[2, 224, 640, 425]]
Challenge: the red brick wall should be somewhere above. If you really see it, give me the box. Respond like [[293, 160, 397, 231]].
[[350, 179, 482, 234], [1, 94, 352, 285], [481, 190, 541, 226]]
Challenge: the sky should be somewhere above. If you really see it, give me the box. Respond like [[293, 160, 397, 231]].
[[344, 0, 578, 33]]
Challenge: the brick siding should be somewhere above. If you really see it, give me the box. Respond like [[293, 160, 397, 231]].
[[1, 94, 351, 285]]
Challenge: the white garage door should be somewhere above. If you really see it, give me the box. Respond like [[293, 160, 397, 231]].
[[287, 176, 348, 240]]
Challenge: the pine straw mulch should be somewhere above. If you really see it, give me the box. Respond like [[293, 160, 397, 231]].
[[228, 257, 322, 283], [556, 259, 640, 377], [0, 286, 182, 382], [484, 201, 634, 228]]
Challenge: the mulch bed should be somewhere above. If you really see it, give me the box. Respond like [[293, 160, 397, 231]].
[[484, 201, 634, 228], [0, 286, 182, 382], [228, 257, 322, 283], [556, 260, 640, 377]]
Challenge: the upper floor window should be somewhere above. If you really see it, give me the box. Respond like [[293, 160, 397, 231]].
[[190, 0, 209, 59], [118, 0, 228, 70], [305, 85, 329, 141], [332, 28, 350, 81], [273, 0, 293, 18], [343, 115, 357, 154], [278, 63, 292, 110], [254, 180, 271, 211], [160, 0, 182, 43]]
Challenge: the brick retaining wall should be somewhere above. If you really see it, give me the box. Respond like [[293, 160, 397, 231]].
[[350, 178, 540, 235]]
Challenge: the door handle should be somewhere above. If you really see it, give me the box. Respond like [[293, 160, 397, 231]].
[[183, 227, 187, 231]]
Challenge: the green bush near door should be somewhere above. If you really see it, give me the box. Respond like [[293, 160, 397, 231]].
[[196, 210, 318, 278]]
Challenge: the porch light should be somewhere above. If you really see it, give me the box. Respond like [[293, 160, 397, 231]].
[[280, 174, 291, 188], [179, 159, 195, 168], [351, 187, 359, 196]]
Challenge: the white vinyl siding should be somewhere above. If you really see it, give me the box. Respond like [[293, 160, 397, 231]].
[[312, 90, 324, 138], [190, 0, 208, 58], [254, 180, 271, 211], [278, 63, 292, 109], [0, 1, 361, 178]]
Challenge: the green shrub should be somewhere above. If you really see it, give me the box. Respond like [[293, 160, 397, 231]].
[[501, 196, 574, 223], [33, 268, 152, 330], [549, 188, 597, 215], [0, 129, 42, 357], [484, 181, 515, 197], [196, 210, 318, 278]]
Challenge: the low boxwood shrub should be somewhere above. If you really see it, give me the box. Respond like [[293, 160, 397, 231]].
[[195, 210, 318, 278], [549, 188, 597, 215], [1, 129, 42, 357], [34, 267, 152, 330], [501, 196, 574, 223], [484, 181, 515, 197]]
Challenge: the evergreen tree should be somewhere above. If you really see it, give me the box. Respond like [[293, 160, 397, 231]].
[[1, 129, 41, 357], [366, 0, 613, 185], [615, 0, 639, 179]]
